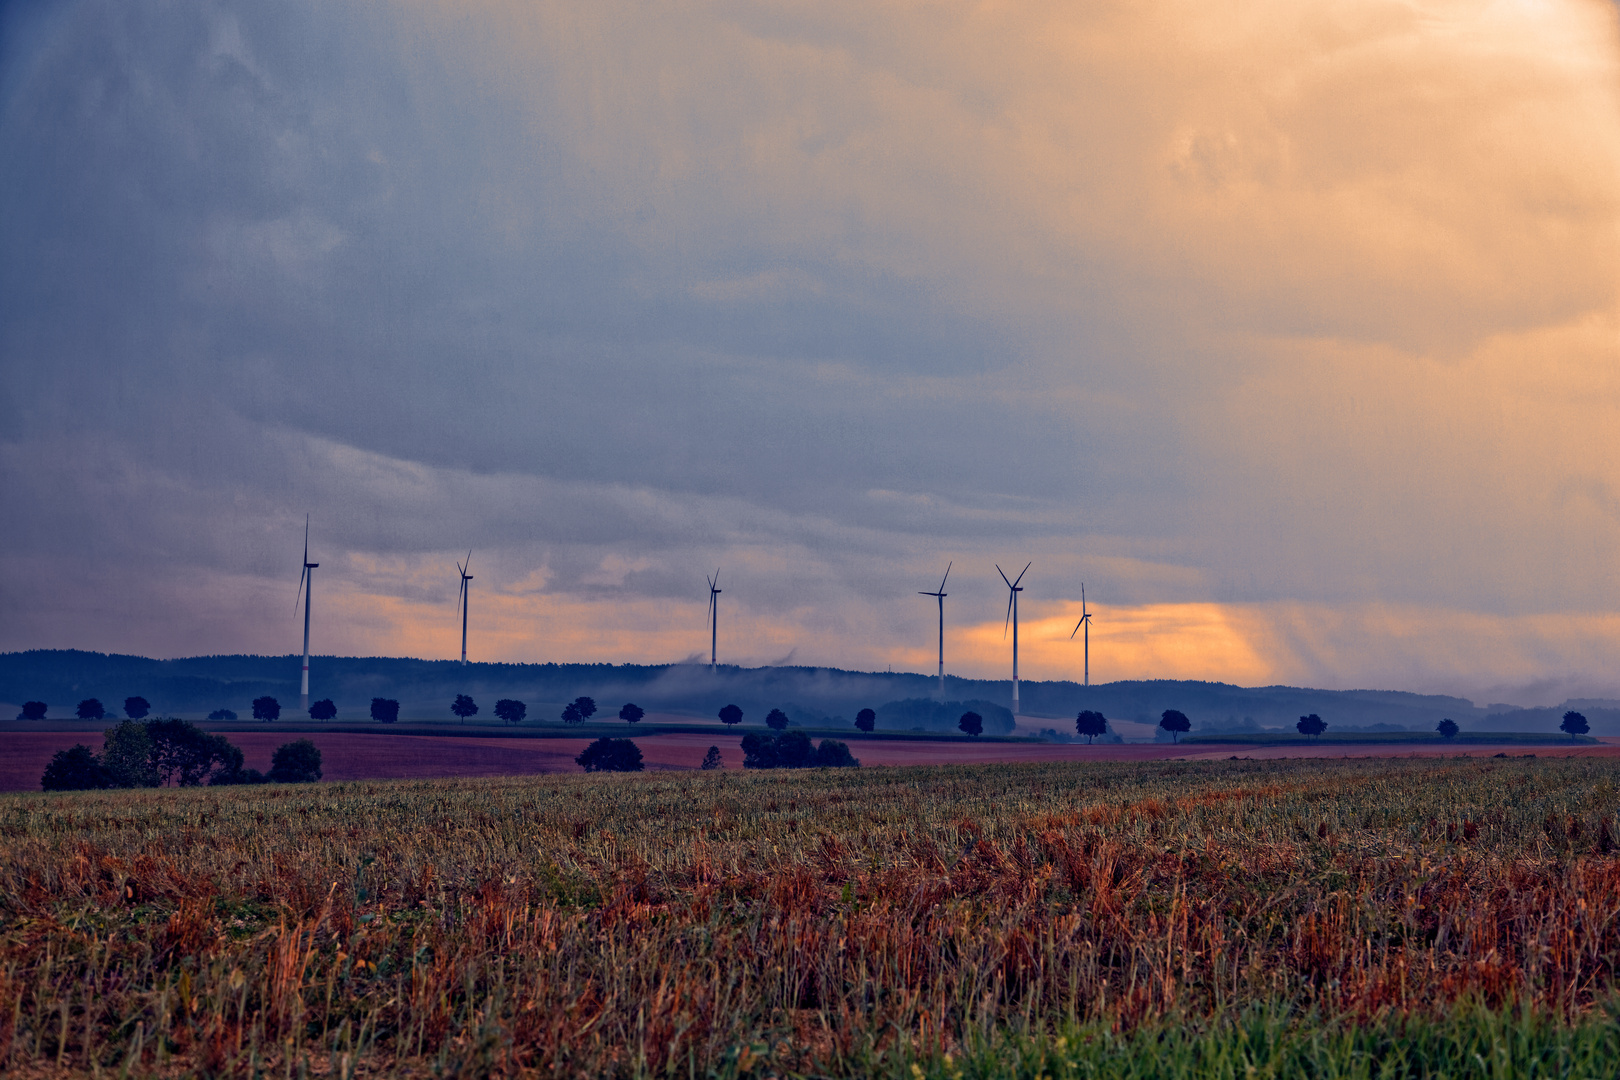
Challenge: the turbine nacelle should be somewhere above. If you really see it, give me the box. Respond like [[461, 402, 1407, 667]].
[[1070, 583, 1093, 639], [996, 562, 1030, 637]]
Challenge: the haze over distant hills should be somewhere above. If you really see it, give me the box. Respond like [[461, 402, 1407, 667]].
[[4, 650, 1615, 735]]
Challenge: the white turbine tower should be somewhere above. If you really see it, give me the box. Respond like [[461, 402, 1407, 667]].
[[294, 516, 318, 713], [456, 552, 473, 665], [997, 562, 1030, 714], [1069, 583, 1094, 687], [919, 563, 951, 697], [706, 570, 722, 670]]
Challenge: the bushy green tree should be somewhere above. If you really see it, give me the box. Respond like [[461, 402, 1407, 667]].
[[77, 698, 105, 721], [452, 694, 478, 723], [700, 746, 724, 770], [1075, 710, 1108, 744], [41, 745, 110, 791], [1296, 714, 1327, 741], [740, 732, 856, 769], [19, 701, 47, 721], [309, 698, 337, 720], [618, 702, 645, 724], [146, 718, 239, 786], [576, 737, 643, 772], [1562, 711, 1589, 741], [766, 708, 790, 731], [268, 739, 323, 783], [1160, 709, 1192, 743], [370, 698, 399, 724], [123, 696, 150, 719], [102, 720, 158, 788], [718, 703, 743, 726], [252, 696, 281, 722], [1436, 718, 1459, 740], [495, 699, 527, 724], [854, 708, 875, 733], [958, 711, 983, 737], [814, 739, 860, 767]]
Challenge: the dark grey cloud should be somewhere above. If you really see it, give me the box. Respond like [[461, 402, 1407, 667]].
[[2, 0, 1616, 700]]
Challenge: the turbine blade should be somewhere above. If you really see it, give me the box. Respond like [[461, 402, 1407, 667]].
[[1070, 620, 1082, 639], [1003, 592, 1014, 638], [303, 516, 309, 564], [295, 565, 307, 613], [997, 564, 1013, 588], [1012, 562, 1031, 588], [938, 562, 951, 592]]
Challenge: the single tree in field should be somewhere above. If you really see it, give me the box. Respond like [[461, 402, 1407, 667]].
[[41, 745, 111, 791], [19, 701, 48, 721], [77, 698, 106, 721], [252, 696, 281, 722], [1159, 709, 1191, 743], [766, 708, 790, 731], [370, 698, 400, 724], [268, 739, 323, 783], [701, 745, 724, 770], [718, 703, 744, 727], [573, 696, 597, 721], [123, 696, 151, 720], [855, 708, 876, 733], [309, 698, 337, 721], [1562, 710, 1590, 741], [1075, 710, 1108, 744], [452, 694, 478, 723], [576, 737, 643, 772], [1436, 718, 1459, 740], [561, 702, 584, 723], [495, 699, 527, 724], [1296, 714, 1327, 741], [619, 702, 645, 724], [958, 710, 984, 738]]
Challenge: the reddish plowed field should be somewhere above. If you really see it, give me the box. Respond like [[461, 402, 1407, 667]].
[[5, 730, 1617, 791]]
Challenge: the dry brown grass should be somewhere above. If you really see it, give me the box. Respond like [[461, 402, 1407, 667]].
[[2, 755, 1619, 1077]]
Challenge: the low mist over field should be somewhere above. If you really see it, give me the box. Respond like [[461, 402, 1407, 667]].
[[7, 649, 1618, 735]]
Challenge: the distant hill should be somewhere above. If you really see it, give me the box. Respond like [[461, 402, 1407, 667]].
[[2, 649, 1611, 734]]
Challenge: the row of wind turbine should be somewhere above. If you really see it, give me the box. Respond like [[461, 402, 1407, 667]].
[[293, 524, 1096, 708]]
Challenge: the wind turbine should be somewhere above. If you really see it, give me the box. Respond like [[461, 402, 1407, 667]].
[[455, 552, 473, 665], [919, 563, 951, 697], [706, 570, 722, 670], [1069, 583, 1094, 687], [294, 516, 319, 713], [997, 562, 1030, 714]]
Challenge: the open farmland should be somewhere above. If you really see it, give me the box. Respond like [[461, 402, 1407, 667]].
[[5, 757, 1620, 1078], [6, 729, 1617, 793]]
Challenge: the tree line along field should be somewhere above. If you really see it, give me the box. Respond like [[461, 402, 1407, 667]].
[[3, 757, 1620, 1078]]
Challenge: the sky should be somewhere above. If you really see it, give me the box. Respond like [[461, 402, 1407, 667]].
[[2, 0, 1618, 706]]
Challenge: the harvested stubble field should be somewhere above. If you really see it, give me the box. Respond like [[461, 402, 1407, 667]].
[[4, 757, 1620, 1078]]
